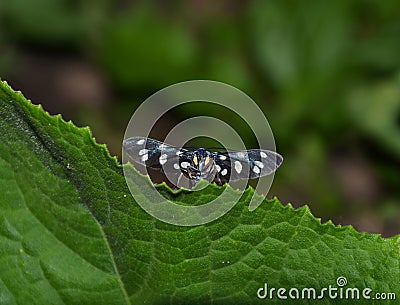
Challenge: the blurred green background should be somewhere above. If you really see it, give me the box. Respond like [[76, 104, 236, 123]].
[[1, 0, 399, 236]]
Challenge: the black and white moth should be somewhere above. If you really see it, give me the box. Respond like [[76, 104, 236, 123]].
[[123, 136, 283, 188]]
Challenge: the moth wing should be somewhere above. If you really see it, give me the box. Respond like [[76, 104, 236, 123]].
[[123, 136, 186, 173], [246, 149, 283, 178], [214, 149, 283, 184]]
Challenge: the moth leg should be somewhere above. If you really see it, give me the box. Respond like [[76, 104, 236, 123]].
[[176, 172, 184, 187], [213, 175, 222, 186], [188, 179, 197, 189]]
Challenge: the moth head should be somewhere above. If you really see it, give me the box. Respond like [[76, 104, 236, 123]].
[[193, 148, 214, 173]]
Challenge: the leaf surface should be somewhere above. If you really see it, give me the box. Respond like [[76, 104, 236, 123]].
[[0, 80, 398, 304]]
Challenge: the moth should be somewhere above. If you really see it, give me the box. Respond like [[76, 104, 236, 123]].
[[123, 136, 283, 189]]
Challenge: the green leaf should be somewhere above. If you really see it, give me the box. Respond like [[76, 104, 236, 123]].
[[0, 80, 399, 304]]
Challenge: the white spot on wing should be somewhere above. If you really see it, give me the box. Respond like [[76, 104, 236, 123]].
[[136, 139, 145, 145], [254, 160, 264, 168], [253, 166, 260, 174], [216, 165, 221, 172], [173, 163, 180, 169], [260, 151, 267, 158], [236, 152, 245, 158], [159, 144, 167, 150], [176, 151, 183, 156], [221, 168, 228, 176], [159, 154, 168, 165], [139, 149, 148, 156], [219, 155, 227, 160], [141, 154, 148, 162], [181, 161, 190, 169], [234, 161, 242, 173]]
